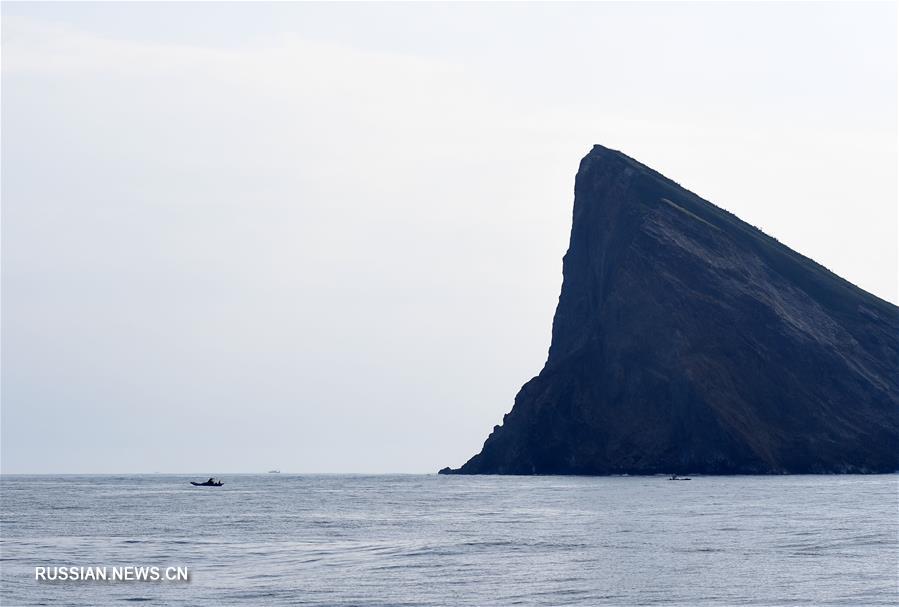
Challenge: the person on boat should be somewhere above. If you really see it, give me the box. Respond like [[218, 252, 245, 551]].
[[207, 477, 215, 484]]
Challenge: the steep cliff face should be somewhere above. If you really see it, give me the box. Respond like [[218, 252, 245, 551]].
[[442, 145, 899, 475]]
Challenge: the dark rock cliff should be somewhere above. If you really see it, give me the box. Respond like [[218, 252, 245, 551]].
[[442, 145, 899, 475]]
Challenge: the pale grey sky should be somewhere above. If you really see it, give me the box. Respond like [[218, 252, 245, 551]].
[[2, 2, 896, 473]]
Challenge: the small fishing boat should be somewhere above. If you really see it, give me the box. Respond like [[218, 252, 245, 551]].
[[668, 474, 691, 481], [190, 478, 224, 487]]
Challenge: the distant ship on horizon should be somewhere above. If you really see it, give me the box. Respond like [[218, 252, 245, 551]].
[[267, 470, 281, 474]]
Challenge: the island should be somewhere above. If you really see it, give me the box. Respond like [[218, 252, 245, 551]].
[[441, 145, 899, 475]]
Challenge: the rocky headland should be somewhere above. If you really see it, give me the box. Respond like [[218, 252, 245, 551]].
[[441, 145, 899, 475]]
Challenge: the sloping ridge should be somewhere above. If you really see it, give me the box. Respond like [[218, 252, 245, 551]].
[[442, 145, 899, 475]]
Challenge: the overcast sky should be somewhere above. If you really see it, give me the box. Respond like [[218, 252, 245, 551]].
[[2, 2, 896, 473]]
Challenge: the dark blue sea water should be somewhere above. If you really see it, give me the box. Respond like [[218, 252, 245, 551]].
[[1, 474, 896, 605]]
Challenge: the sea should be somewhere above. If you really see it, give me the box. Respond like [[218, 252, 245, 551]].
[[1, 474, 896, 606]]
